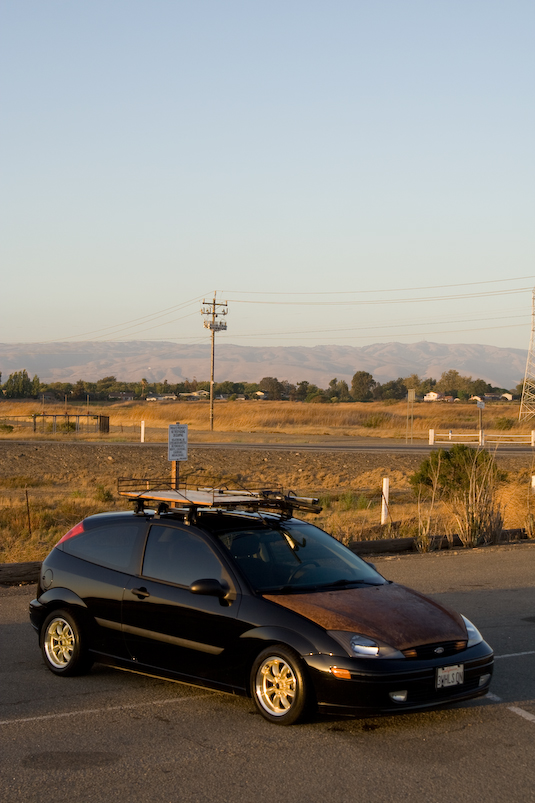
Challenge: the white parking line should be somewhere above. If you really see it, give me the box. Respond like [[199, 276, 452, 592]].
[[494, 651, 535, 660], [486, 689, 535, 725], [507, 706, 535, 723], [0, 693, 213, 727]]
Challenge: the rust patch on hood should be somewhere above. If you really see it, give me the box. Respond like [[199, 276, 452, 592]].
[[263, 583, 466, 650]]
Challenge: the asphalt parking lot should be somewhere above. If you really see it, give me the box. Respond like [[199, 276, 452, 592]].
[[1, 543, 535, 803]]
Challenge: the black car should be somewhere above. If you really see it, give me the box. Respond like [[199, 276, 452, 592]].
[[29, 483, 493, 725]]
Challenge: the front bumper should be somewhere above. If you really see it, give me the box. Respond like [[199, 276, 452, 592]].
[[304, 641, 494, 716]]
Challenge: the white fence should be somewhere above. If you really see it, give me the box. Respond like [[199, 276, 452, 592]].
[[429, 429, 535, 446]]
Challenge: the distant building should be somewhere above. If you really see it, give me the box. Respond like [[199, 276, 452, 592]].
[[108, 391, 135, 401], [179, 390, 210, 400], [146, 393, 178, 401], [423, 391, 444, 402]]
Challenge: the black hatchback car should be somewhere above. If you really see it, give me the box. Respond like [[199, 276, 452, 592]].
[[30, 483, 493, 725]]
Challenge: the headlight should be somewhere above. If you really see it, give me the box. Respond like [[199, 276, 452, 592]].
[[461, 615, 483, 648], [328, 631, 405, 659]]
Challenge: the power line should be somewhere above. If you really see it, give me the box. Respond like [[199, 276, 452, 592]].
[[222, 274, 535, 296], [223, 313, 530, 340], [41, 293, 210, 343], [226, 287, 532, 307]]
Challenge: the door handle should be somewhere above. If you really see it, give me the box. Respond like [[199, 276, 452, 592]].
[[131, 587, 150, 599]]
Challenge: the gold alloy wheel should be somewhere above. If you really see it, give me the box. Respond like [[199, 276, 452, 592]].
[[44, 617, 75, 668], [255, 655, 297, 716]]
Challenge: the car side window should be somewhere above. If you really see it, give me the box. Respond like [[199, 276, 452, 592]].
[[61, 521, 145, 572], [142, 525, 225, 587]]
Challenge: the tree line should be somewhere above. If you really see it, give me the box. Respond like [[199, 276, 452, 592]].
[[0, 368, 519, 401]]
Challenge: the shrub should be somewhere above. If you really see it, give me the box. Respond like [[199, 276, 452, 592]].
[[494, 416, 515, 431], [362, 414, 386, 429], [95, 484, 114, 503], [410, 445, 504, 547]]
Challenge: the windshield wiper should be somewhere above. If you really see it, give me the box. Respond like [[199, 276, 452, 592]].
[[261, 583, 321, 594], [315, 578, 383, 589]]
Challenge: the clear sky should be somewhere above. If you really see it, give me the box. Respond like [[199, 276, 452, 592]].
[[1, 1, 533, 351]]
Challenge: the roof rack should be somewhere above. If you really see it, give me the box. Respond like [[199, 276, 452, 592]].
[[117, 474, 321, 516]]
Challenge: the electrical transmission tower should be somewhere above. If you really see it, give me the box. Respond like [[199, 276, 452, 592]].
[[519, 288, 535, 421], [201, 294, 228, 431]]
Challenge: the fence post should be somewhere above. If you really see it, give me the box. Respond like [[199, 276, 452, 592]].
[[532, 431, 535, 447], [141, 421, 145, 443], [429, 429, 435, 445], [381, 477, 389, 526], [479, 430, 485, 446]]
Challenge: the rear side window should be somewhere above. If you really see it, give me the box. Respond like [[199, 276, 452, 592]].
[[142, 525, 225, 586], [60, 521, 145, 572]]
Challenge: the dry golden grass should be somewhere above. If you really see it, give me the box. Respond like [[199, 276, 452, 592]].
[[0, 398, 527, 442]]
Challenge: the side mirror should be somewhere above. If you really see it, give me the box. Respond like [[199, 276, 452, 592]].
[[189, 578, 228, 598]]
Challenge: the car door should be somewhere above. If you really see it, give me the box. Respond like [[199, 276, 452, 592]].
[[121, 522, 246, 689]]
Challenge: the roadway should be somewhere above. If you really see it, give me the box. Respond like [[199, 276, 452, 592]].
[[1, 544, 535, 802], [6, 437, 535, 454]]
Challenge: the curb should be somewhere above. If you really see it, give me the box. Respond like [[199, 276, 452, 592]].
[[348, 528, 529, 556], [0, 561, 41, 586]]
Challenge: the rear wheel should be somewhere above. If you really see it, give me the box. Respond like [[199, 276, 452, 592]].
[[41, 610, 93, 676], [251, 645, 310, 725]]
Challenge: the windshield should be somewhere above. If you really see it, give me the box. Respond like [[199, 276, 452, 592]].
[[217, 520, 385, 593]]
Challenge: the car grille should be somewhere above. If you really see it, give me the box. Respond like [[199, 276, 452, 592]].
[[402, 640, 467, 660]]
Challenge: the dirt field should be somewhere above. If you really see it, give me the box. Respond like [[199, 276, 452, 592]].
[[0, 441, 438, 494], [1, 441, 533, 491]]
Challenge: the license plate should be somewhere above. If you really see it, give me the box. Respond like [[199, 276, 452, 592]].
[[436, 664, 464, 689]]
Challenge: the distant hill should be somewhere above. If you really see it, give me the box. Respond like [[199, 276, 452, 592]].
[[0, 340, 527, 390]]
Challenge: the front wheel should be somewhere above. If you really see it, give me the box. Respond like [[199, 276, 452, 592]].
[[40, 610, 93, 676], [251, 645, 310, 725]]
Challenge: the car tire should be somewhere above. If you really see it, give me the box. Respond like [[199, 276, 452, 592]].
[[251, 645, 310, 725], [40, 610, 93, 676]]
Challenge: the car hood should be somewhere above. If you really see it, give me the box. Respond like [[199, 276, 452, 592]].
[[263, 582, 466, 650]]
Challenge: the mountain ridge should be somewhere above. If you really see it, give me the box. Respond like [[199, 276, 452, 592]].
[[0, 340, 527, 389]]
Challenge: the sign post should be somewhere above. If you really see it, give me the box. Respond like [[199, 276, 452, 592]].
[[168, 423, 188, 490], [476, 401, 485, 446], [406, 388, 416, 444]]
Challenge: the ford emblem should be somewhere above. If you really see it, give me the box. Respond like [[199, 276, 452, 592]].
[[434, 647, 445, 654]]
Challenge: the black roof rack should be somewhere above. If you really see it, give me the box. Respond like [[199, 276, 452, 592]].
[[117, 474, 321, 516]]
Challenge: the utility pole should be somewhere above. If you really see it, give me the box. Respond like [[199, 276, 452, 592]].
[[201, 293, 228, 431]]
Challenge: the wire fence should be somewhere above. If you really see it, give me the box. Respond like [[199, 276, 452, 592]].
[[0, 414, 109, 435]]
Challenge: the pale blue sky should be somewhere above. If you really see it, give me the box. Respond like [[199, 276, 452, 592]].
[[1, 1, 533, 349]]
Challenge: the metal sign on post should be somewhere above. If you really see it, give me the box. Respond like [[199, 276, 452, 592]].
[[168, 423, 188, 494], [168, 423, 188, 462]]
